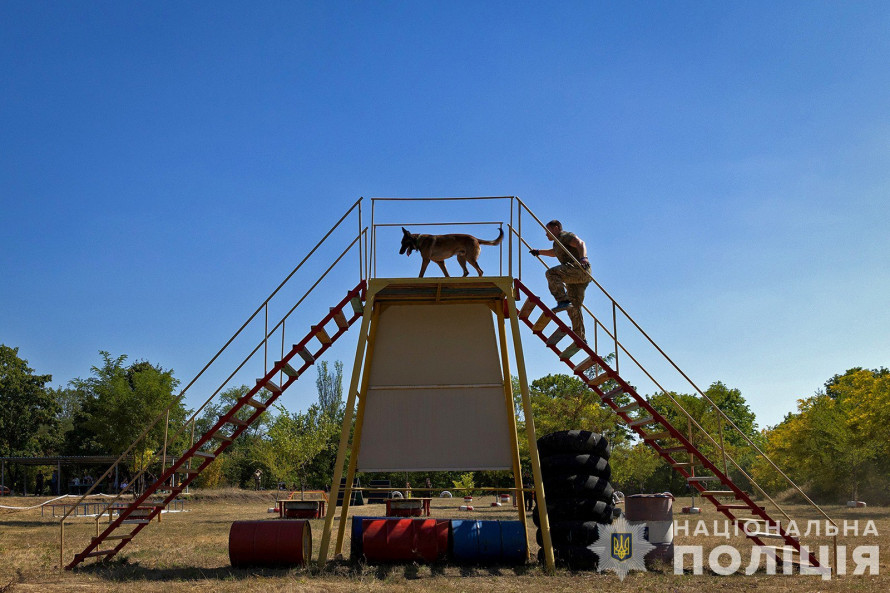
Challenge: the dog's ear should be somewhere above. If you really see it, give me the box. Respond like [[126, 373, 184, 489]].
[[402, 227, 410, 236]]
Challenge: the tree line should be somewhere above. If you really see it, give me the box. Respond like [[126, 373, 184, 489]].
[[2, 344, 887, 504]]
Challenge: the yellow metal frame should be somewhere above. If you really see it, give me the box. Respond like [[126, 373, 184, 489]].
[[317, 276, 555, 571]]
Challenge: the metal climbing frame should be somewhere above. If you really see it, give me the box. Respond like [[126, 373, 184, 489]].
[[63, 195, 837, 574]]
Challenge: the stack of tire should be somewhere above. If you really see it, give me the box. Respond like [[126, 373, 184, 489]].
[[533, 430, 614, 569]]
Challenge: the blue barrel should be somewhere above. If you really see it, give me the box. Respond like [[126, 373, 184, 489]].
[[452, 520, 527, 564], [499, 521, 528, 564]]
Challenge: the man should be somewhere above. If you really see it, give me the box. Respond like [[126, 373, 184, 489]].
[[529, 219, 591, 341]]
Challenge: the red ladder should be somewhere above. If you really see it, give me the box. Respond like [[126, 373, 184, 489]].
[[513, 278, 824, 572], [66, 281, 366, 569]]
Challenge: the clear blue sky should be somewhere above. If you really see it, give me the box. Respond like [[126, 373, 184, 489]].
[[2, 2, 888, 428]]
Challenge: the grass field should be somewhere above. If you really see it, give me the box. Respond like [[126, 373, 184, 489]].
[[1, 489, 887, 592]]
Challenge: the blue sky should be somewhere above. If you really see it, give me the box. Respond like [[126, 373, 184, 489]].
[[2, 2, 888, 428]]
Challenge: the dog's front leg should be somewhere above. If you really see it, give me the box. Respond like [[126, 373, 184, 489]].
[[419, 258, 430, 278], [436, 261, 450, 277]]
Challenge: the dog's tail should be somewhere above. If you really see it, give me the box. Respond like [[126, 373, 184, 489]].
[[478, 227, 504, 246]]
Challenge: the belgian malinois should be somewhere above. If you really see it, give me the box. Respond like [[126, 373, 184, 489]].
[[399, 227, 504, 277]]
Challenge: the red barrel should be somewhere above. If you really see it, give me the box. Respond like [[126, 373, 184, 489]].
[[362, 518, 448, 562], [229, 520, 311, 567]]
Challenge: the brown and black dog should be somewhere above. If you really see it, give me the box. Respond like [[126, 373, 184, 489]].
[[399, 227, 504, 277]]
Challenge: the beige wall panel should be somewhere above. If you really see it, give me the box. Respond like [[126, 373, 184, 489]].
[[357, 303, 513, 471]]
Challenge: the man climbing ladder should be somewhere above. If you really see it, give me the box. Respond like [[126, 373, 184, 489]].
[[529, 219, 591, 341]]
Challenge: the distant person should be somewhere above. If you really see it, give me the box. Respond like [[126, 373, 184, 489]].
[[529, 219, 592, 341], [35, 472, 44, 496], [253, 469, 262, 491], [524, 477, 535, 511]]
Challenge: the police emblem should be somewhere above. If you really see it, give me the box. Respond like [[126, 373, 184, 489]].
[[592, 516, 655, 581]]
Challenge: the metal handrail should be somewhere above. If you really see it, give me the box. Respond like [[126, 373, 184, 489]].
[[90, 231, 369, 521]]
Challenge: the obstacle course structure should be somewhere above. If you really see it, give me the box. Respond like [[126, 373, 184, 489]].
[[63, 196, 837, 575]]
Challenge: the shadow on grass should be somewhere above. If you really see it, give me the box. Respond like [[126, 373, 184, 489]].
[[76, 557, 540, 582]]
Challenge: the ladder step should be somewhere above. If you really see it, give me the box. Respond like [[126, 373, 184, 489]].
[[546, 329, 567, 346], [193, 451, 216, 460], [281, 362, 300, 377], [736, 518, 775, 526], [574, 357, 596, 373], [257, 379, 282, 395], [718, 504, 765, 511], [518, 299, 537, 320], [313, 326, 332, 345], [211, 430, 234, 442], [122, 520, 150, 524], [701, 491, 737, 498], [643, 431, 672, 441], [298, 348, 315, 365], [559, 343, 581, 360], [662, 445, 689, 453], [748, 531, 788, 540], [601, 386, 624, 400], [616, 402, 639, 413], [332, 307, 349, 330], [227, 417, 250, 427], [350, 296, 364, 316], [179, 468, 201, 475], [759, 545, 798, 558], [687, 475, 719, 481], [531, 312, 551, 332], [586, 373, 611, 387], [628, 416, 654, 427], [243, 397, 267, 410], [83, 549, 117, 558]]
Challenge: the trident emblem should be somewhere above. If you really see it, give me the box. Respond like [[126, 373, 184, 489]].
[[611, 532, 632, 561]]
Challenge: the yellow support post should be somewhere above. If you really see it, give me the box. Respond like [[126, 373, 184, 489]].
[[494, 301, 530, 558], [318, 294, 374, 564], [334, 306, 382, 556], [505, 288, 556, 572]]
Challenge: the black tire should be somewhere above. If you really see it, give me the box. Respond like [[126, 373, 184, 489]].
[[543, 474, 614, 501], [540, 453, 611, 480], [536, 521, 600, 547], [538, 545, 600, 570], [537, 430, 611, 459], [532, 499, 614, 525]]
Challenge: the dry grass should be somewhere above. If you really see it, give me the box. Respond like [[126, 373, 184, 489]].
[[1, 491, 887, 592]]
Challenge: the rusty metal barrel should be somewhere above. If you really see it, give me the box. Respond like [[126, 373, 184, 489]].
[[625, 493, 674, 566], [228, 520, 311, 567]]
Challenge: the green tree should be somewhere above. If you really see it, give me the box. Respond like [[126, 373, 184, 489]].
[[0, 345, 58, 457], [753, 368, 890, 503], [266, 403, 338, 492], [610, 442, 661, 492], [65, 352, 186, 457], [316, 360, 344, 418]]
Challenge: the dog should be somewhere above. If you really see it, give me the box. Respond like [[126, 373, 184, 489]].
[[399, 227, 504, 277]]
